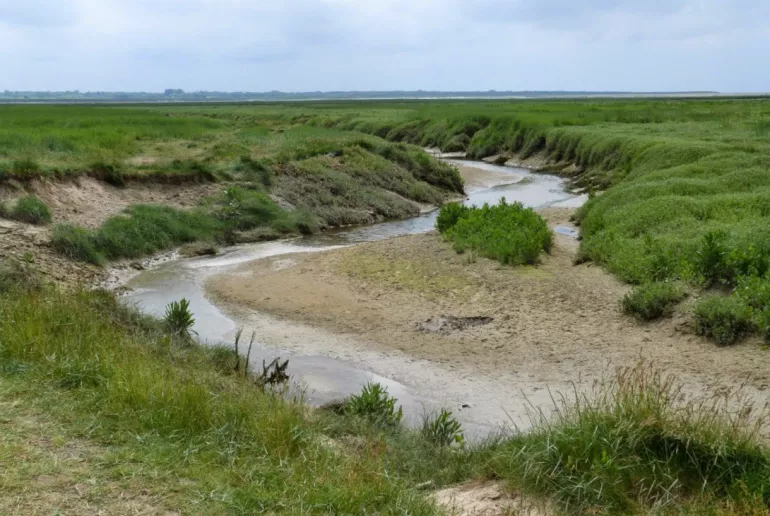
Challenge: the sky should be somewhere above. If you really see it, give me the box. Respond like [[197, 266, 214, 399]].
[[1, 0, 768, 93]]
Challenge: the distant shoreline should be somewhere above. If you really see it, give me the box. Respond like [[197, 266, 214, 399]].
[[5, 89, 764, 104]]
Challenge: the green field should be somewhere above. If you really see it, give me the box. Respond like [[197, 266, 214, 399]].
[[3, 99, 770, 340]]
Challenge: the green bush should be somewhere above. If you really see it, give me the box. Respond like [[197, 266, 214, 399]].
[[694, 231, 730, 287], [346, 382, 404, 427], [421, 409, 464, 447], [693, 295, 755, 346], [435, 202, 470, 233], [92, 205, 219, 260], [438, 199, 553, 266], [621, 281, 686, 321], [736, 276, 770, 341], [443, 133, 471, 152], [10, 195, 52, 225]]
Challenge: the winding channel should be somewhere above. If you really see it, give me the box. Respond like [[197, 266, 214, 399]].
[[121, 160, 586, 438]]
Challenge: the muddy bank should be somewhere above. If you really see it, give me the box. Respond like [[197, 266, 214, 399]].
[[206, 208, 770, 428]]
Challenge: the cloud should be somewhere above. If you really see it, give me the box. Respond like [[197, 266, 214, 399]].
[[0, 0, 767, 92]]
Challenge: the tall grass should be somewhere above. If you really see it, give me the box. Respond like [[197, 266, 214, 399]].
[[3, 194, 52, 225], [1, 278, 769, 513], [0, 286, 441, 513], [490, 364, 770, 514]]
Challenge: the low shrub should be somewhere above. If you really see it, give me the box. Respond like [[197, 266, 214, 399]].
[[90, 162, 126, 187], [694, 231, 730, 286], [421, 409, 464, 447], [346, 382, 404, 427], [443, 133, 471, 152], [693, 295, 755, 346], [435, 202, 470, 233], [621, 281, 686, 321], [736, 276, 770, 341], [91, 205, 219, 260], [438, 199, 553, 266], [10, 195, 52, 225]]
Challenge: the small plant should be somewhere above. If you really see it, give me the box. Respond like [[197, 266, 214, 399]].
[[693, 295, 754, 346], [11, 195, 52, 225], [164, 298, 196, 341], [346, 382, 404, 427], [621, 281, 686, 321], [694, 231, 729, 286], [736, 275, 770, 342], [421, 409, 465, 447]]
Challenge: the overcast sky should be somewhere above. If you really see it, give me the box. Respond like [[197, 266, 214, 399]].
[[1, 0, 768, 92]]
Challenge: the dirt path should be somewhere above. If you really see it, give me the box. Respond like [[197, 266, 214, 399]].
[[206, 207, 770, 427]]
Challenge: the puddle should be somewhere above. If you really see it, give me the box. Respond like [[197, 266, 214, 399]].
[[122, 160, 586, 438], [555, 226, 580, 239]]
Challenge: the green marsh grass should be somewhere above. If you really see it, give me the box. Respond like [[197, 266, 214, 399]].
[[490, 364, 770, 514], [5, 194, 52, 225]]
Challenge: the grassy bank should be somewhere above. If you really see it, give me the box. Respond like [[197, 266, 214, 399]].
[[0, 105, 463, 263], [1, 269, 769, 514]]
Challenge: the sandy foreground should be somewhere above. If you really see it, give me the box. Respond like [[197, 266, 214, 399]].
[[205, 165, 770, 431]]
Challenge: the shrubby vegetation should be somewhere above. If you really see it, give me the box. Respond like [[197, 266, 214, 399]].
[[437, 199, 553, 266], [694, 295, 756, 346], [621, 281, 687, 321], [345, 382, 404, 428]]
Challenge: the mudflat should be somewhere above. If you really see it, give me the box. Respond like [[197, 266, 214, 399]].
[[206, 207, 770, 416]]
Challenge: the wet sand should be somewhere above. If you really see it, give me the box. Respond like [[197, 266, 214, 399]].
[[206, 206, 770, 431]]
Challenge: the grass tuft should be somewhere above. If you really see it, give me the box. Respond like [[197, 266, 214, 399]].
[[8, 195, 52, 225]]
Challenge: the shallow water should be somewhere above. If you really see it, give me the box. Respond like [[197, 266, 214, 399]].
[[123, 161, 585, 436]]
